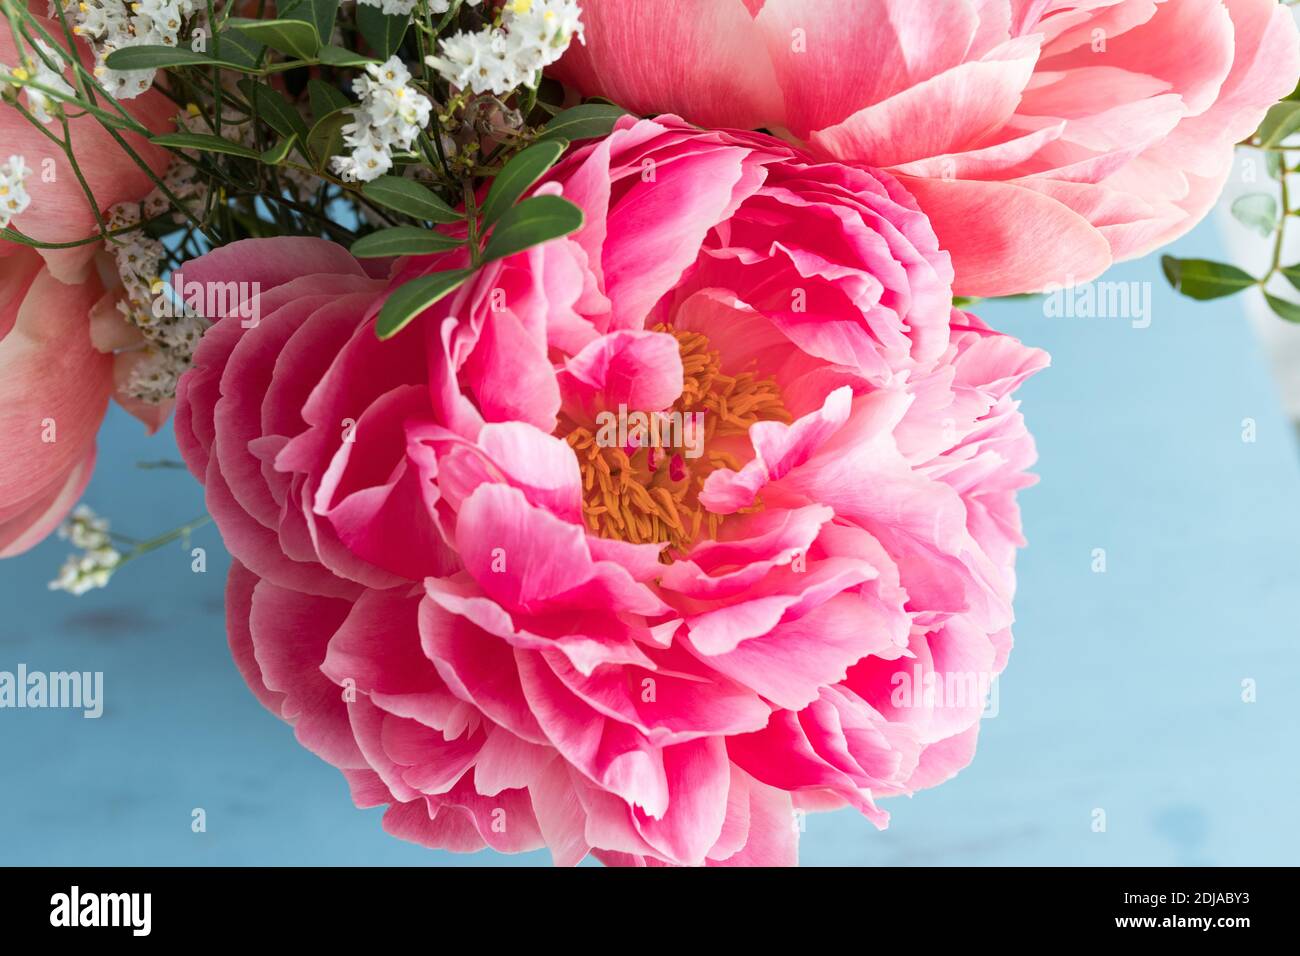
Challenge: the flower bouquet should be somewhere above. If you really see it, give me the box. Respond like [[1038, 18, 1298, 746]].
[[2, 0, 1296, 866]]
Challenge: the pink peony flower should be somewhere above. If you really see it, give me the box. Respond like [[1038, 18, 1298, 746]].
[[552, 0, 1300, 297], [0, 247, 111, 555], [0, 18, 176, 554], [1, 15, 173, 283], [177, 118, 1047, 865]]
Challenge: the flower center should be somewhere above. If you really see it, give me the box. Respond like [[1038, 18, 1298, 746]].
[[563, 326, 791, 561]]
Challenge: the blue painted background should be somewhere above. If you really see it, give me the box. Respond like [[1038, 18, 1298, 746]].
[[2, 217, 1297, 866]]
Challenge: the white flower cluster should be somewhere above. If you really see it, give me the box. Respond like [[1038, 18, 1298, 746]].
[[330, 57, 433, 183], [57, 0, 201, 99], [49, 506, 122, 595], [106, 198, 206, 404], [0, 155, 32, 229], [1, 39, 75, 124], [427, 0, 584, 96]]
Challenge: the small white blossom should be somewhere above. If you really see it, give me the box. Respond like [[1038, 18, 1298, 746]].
[[0, 155, 32, 229], [330, 57, 433, 183], [56, 0, 201, 99], [427, 0, 584, 96], [2, 39, 75, 124], [49, 506, 122, 596]]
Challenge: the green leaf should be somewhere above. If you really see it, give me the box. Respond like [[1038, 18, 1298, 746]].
[[1266, 150, 1284, 181], [480, 139, 567, 227], [308, 79, 351, 121], [1281, 264, 1300, 293], [361, 176, 461, 223], [350, 227, 464, 258], [260, 135, 297, 165], [357, 5, 411, 59], [482, 195, 584, 263], [104, 46, 220, 70], [1229, 193, 1279, 238], [536, 103, 627, 144], [228, 18, 321, 60], [376, 269, 473, 339], [305, 108, 350, 170], [1264, 292, 1300, 323], [215, 28, 265, 68], [1161, 256, 1257, 300], [277, 0, 339, 47], [237, 80, 310, 144], [318, 45, 375, 67], [1256, 101, 1300, 149], [150, 131, 261, 160]]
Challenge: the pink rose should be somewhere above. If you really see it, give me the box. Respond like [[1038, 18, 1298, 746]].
[[552, 0, 1300, 297], [177, 118, 1047, 865]]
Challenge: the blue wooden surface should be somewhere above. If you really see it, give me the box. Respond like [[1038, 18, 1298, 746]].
[[1, 217, 1297, 866]]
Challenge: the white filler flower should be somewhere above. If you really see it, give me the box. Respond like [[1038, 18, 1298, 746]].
[[331, 57, 433, 183], [0, 155, 32, 229], [427, 0, 584, 96]]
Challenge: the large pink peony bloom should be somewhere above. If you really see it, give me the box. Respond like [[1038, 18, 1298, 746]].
[[552, 0, 1300, 297], [177, 118, 1047, 865], [0, 17, 175, 554]]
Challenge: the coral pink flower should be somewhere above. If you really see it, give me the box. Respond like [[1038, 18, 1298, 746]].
[[0, 15, 173, 283], [177, 118, 1047, 865], [552, 0, 1300, 297], [0, 18, 175, 554], [0, 247, 111, 555]]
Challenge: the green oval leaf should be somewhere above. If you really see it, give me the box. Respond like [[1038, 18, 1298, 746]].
[[215, 28, 265, 68], [104, 46, 221, 70], [1257, 101, 1300, 149], [237, 80, 310, 144], [357, 5, 411, 59], [229, 18, 321, 60], [150, 131, 261, 160], [480, 139, 567, 227], [1230, 193, 1279, 238], [1280, 264, 1300, 293], [260, 135, 297, 165], [278, 0, 339, 46], [483, 195, 584, 263], [376, 269, 473, 339], [361, 176, 461, 223], [350, 227, 464, 258], [536, 103, 627, 144], [318, 45, 375, 67], [1161, 256, 1257, 301], [306, 108, 351, 170], [1264, 292, 1300, 323], [308, 78, 351, 121]]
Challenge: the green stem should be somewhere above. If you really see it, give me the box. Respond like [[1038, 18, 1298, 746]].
[[1262, 172, 1290, 285], [117, 514, 212, 565]]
